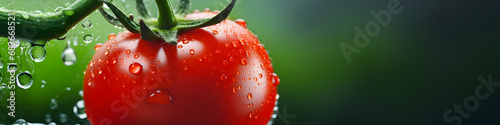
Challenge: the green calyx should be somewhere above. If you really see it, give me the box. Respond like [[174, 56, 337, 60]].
[[100, 0, 236, 43]]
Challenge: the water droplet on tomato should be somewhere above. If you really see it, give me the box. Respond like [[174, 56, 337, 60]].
[[223, 60, 229, 65], [259, 74, 263, 78], [235, 19, 247, 28], [108, 33, 116, 40], [204, 8, 210, 12], [30, 45, 46, 62], [248, 112, 253, 118], [232, 87, 238, 93], [220, 74, 228, 81], [112, 58, 117, 64], [272, 73, 280, 86], [62, 43, 77, 66], [193, 9, 200, 13], [82, 19, 92, 29], [129, 62, 143, 75], [73, 100, 86, 119], [189, 49, 195, 55], [146, 89, 173, 104], [215, 49, 221, 54], [98, 68, 103, 74], [212, 30, 219, 35], [247, 93, 253, 100], [104, 51, 109, 56], [126, 49, 131, 54], [94, 43, 102, 52], [16, 72, 33, 89], [240, 58, 247, 66], [178, 45, 183, 49], [134, 54, 139, 59]]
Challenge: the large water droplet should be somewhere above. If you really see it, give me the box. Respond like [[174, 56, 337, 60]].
[[62, 43, 77, 66], [129, 62, 143, 75], [30, 45, 46, 62], [50, 98, 58, 109], [83, 34, 93, 43], [82, 19, 92, 29], [146, 89, 173, 104], [13, 119, 27, 125], [73, 100, 87, 119], [16, 72, 33, 89]]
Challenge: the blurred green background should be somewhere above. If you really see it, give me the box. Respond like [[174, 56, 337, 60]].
[[1, 0, 500, 124]]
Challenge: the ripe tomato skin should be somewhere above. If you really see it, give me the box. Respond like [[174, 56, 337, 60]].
[[83, 12, 278, 125]]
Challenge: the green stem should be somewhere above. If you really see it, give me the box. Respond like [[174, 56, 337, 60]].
[[155, 0, 177, 29], [0, 0, 103, 41]]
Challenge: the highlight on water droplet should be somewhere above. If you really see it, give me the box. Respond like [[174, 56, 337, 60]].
[[94, 43, 102, 52], [126, 49, 131, 54], [30, 45, 46, 62], [16, 72, 33, 89], [146, 89, 173, 104], [129, 62, 143, 75], [134, 54, 139, 59], [61, 43, 77, 66], [108, 33, 116, 40], [83, 34, 93, 43]]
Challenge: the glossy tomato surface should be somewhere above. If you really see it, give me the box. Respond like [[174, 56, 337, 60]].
[[83, 12, 279, 125]]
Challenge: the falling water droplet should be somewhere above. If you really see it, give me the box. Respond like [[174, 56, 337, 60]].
[[59, 113, 67, 123], [50, 98, 58, 109], [129, 62, 143, 75], [45, 114, 52, 123], [73, 100, 87, 119], [62, 43, 77, 66], [83, 34, 93, 43], [82, 19, 92, 29], [16, 72, 33, 89], [146, 89, 173, 104], [29, 45, 46, 62]]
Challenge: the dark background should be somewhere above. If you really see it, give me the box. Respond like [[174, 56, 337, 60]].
[[1, 0, 500, 124]]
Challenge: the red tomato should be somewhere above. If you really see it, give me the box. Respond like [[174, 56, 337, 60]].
[[83, 12, 279, 125]]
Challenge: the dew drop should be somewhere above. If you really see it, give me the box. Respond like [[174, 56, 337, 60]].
[[126, 49, 131, 54], [63, 9, 75, 16], [248, 112, 253, 118], [247, 93, 253, 100], [212, 30, 219, 35], [240, 58, 247, 66], [189, 49, 195, 55], [16, 72, 33, 89], [259, 74, 263, 78], [178, 45, 183, 49], [272, 73, 280, 86], [134, 54, 140, 59], [235, 19, 248, 28], [223, 60, 229, 65], [82, 19, 92, 29], [62, 43, 77, 66], [146, 89, 173, 104], [83, 34, 93, 43], [108, 34, 116, 40], [94, 43, 102, 52], [30, 45, 46, 62], [73, 100, 87, 119], [129, 62, 143, 75], [220, 74, 228, 81]]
